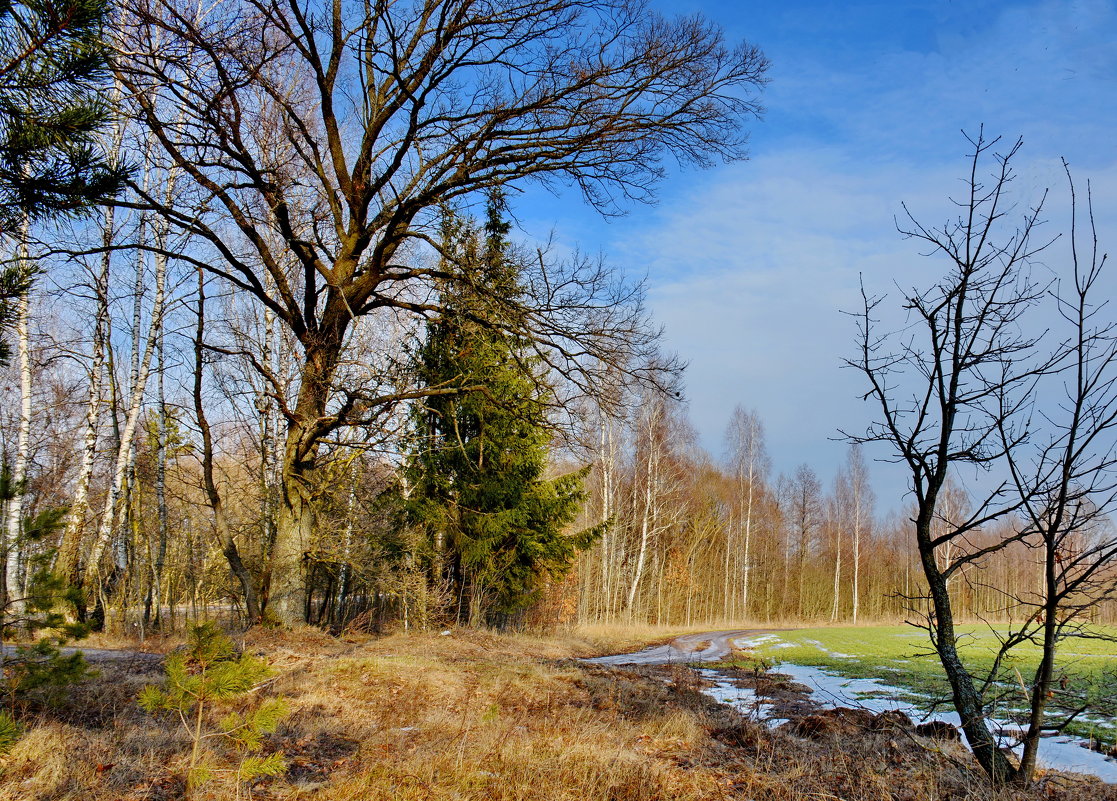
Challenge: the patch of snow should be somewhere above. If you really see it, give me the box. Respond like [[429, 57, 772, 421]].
[[736, 634, 779, 648], [802, 639, 854, 659]]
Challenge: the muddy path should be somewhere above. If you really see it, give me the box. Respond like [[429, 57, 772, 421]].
[[583, 629, 780, 666], [582, 629, 819, 720]]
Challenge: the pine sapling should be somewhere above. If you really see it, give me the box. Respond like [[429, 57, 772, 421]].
[[0, 503, 90, 756], [138, 622, 288, 795]]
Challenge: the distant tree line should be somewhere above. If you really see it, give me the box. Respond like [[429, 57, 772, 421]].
[[565, 395, 1117, 630]]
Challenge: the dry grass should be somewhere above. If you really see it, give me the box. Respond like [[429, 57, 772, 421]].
[[0, 626, 1112, 800]]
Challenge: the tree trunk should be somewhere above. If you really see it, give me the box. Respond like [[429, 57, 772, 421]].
[[5, 231, 31, 613], [57, 228, 109, 584], [146, 315, 168, 626], [268, 331, 344, 625], [333, 461, 357, 625], [57, 91, 122, 584], [626, 424, 657, 618], [918, 511, 1016, 784], [84, 143, 181, 606], [852, 492, 861, 624], [830, 507, 841, 622], [84, 221, 165, 592], [722, 510, 733, 619], [742, 472, 753, 621], [193, 267, 259, 624], [1016, 600, 1056, 782]]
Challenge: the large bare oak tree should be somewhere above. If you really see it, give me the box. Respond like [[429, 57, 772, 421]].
[[113, 0, 768, 624]]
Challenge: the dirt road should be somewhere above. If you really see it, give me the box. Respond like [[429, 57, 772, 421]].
[[0, 644, 162, 666], [583, 629, 764, 666]]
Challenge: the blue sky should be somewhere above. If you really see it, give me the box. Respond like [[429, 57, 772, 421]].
[[516, 0, 1117, 509]]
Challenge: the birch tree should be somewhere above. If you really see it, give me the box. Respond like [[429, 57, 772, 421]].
[[725, 405, 768, 621], [4, 231, 31, 610], [84, 193, 168, 601], [843, 444, 873, 623]]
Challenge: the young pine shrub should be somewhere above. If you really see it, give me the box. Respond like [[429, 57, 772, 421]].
[[0, 507, 91, 756], [138, 621, 288, 796]]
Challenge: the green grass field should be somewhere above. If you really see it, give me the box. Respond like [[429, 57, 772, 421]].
[[727, 625, 1117, 741]]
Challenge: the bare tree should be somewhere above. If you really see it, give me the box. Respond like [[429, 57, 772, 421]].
[[192, 266, 260, 621], [725, 405, 768, 620], [114, 0, 768, 624], [832, 444, 873, 623], [994, 163, 1117, 783], [625, 393, 669, 618], [778, 464, 821, 618], [848, 130, 1054, 784]]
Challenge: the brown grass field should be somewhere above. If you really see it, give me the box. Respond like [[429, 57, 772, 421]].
[[0, 626, 1113, 800]]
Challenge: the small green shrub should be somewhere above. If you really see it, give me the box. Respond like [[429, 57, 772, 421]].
[[0, 709, 20, 754], [139, 622, 288, 795]]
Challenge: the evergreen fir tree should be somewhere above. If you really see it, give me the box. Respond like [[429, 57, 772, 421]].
[[406, 193, 599, 627]]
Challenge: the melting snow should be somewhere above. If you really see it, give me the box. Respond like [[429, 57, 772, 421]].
[[728, 663, 1117, 783], [696, 668, 779, 723]]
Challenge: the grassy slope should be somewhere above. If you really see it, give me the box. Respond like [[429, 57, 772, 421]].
[[737, 626, 1117, 740], [0, 627, 1113, 800]]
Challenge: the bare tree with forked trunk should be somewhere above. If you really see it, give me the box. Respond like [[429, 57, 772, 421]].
[[849, 130, 1055, 784]]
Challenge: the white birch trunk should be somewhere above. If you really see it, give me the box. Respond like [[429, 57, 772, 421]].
[[85, 217, 169, 585], [5, 228, 31, 612], [741, 456, 755, 620], [118, 184, 149, 575], [58, 235, 110, 577], [830, 501, 841, 622], [57, 77, 124, 580], [626, 408, 659, 616], [727, 407, 764, 623], [845, 444, 871, 624]]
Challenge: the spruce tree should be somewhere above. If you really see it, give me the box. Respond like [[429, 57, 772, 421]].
[[406, 194, 598, 628]]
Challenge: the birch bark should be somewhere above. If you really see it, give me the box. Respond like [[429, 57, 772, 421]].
[[5, 228, 31, 611]]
